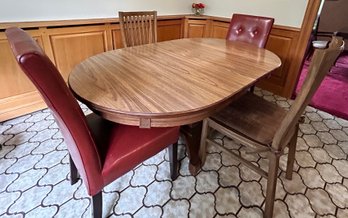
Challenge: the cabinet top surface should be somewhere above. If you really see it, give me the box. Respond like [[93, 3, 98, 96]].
[[69, 38, 281, 127]]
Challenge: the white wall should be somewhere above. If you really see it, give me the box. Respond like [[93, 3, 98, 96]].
[[0, 0, 308, 28], [0, 0, 192, 22], [196, 0, 309, 28]]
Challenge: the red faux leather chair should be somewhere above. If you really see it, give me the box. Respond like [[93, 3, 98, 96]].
[[5, 27, 179, 218], [226, 13, 274, 48], [226, 13, 274, 92]]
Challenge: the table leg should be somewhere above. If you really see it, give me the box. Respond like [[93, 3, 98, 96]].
[[180, 122, 203, 176]]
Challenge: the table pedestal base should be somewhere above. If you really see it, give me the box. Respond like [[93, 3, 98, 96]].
[[180, 122, 203, 175]]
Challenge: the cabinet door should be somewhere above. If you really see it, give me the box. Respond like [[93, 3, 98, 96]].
[[158, 19, 183, 42], [0, 31, 44, 99], [185, 19, 210, 38], [111, 24, 124, 49], [211, 21, 229, 39], [0, 30, 47, 121], [47, 25, 112, 80], [257, 28, 299, 95]]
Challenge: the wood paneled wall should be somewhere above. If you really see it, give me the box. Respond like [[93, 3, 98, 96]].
[[0, 15, 303, 121]]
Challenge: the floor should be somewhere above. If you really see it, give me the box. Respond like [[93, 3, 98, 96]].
[[295, 50, 348, 120], [1, 88, 348, 218]]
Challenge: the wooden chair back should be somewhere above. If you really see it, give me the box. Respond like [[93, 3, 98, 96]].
[[118, 11, 157, 48], [272, 36, 344, 150]]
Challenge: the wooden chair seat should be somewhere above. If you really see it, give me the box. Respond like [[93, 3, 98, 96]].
[[211, 92, 287, 145]]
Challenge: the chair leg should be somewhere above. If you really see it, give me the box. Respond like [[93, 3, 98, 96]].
[[69, 154, 79, 185], [199, 119, 209, 164], [249, 85, 255, 93], [286, 125, 299, 180], [264, 152, 280, 218], [168, 142, 178, 180], [92, 192, 103, 218]]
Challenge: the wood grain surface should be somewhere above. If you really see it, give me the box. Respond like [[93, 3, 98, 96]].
[[68, 38, 281, 127]]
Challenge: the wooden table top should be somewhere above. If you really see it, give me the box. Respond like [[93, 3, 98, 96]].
[[68, 38, 281, 128]]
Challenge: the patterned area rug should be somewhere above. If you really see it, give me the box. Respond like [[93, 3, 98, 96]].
[[1, 88, 348, 217], [295, 51, 348, 120]]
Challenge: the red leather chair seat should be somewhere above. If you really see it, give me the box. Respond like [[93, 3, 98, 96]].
[[86, 114, 179, 186]]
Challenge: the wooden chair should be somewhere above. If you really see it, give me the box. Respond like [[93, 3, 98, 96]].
[[227, 13, 274, 92], [118, 11, 157, 48], [199, 36, 344, 218], [6, 27, 179, 218]]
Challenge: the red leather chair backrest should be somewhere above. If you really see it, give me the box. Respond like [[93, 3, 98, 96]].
[[5, 27, 103, 194], [226, 13, 274, 48]]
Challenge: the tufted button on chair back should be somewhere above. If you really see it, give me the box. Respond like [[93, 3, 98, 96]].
[[226, 13, 274, 48]]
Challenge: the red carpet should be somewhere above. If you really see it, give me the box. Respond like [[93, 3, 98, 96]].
[[295, 51, 348, 120]]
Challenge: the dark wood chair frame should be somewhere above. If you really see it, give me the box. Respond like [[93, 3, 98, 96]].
[[199, 36, 344, 218]]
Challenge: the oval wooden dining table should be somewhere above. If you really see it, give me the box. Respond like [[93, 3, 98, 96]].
[[68, 38, 281, 175]]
